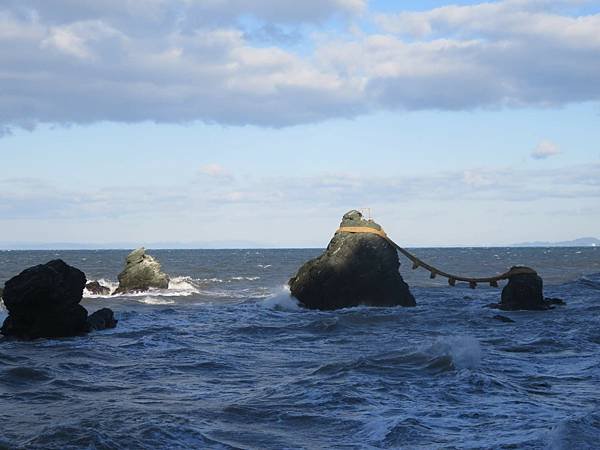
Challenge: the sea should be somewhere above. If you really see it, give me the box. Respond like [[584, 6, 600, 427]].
[[0, 248, 599, 449]]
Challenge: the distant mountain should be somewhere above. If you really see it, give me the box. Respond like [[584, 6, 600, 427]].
[[512, 237, 600, 247]]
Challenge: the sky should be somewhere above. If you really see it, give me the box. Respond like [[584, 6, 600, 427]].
[[0, 0, 599, 248]]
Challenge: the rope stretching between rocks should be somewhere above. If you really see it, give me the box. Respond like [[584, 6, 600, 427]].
[[336, 226, 536, 289]]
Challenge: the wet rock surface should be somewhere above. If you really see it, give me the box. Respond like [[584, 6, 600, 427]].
[[85, 281, 111, 296], [289, 210, 416, 310], [87, 308, 118, 331], [114, 247, 169, 294]]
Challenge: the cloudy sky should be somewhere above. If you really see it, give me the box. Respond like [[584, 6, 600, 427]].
[[1, 0, 599, 247]]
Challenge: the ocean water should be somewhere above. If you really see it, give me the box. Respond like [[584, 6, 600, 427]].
[[0, 248, 599, 449]]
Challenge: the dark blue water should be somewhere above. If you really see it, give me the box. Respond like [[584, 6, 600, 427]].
[[1, 248, 599, 449]]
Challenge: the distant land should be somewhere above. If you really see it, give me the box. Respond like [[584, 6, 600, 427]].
[[512, 237, 600, 247]]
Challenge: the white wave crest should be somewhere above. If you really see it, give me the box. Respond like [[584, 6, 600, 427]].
[[230, 276, 260, 281], [428, 336, 482, 370], [166, 276, 201, 296], [137, 296, 175, 305], [262, 286, 302, 311], [86, 276, 201, 298]]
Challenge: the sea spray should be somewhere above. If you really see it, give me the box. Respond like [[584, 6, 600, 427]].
[[262, 285, 302, 311]]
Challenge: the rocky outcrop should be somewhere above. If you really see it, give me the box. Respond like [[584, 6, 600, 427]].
[[87, 308, 118, 331], [114, 248, 169, 294], [289, 210, 416, 310], [85, 281, 111, 296], [1, 260, 117, 339], [487, 267, 564, 311], [1, 260, 90, 339]]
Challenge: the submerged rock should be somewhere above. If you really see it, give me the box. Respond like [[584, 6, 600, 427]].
[[87, 308, 118, 331], [289, 210, 415, 310], [114, 247, 169, 294], [85, 281, 111, 296], [1, 260, 90, 339], [493, 314, 515, 323], [545, 297, 566, 306]]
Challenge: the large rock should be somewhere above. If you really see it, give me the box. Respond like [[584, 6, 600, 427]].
[[1, 260, 90, 339], [289, 210, 416, 310], [114, 247, 169, 294]]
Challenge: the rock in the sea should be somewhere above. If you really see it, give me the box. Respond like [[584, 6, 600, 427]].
[[87, 308, 118, 331], [488, 266, 561, 311], [114, 247, 169, 294], [85, 281, 111, 296], [289, 210, 416, 310], [1, 260, 90, 339], [0, 287, 3, 299]]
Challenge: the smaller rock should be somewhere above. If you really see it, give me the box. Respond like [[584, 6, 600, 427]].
[[493, 314, 515, 323], [114, 247, 169, 294], [499, 266, 551, 311], [85, 281, 111, 296], [0, 287, 3, 299], [87, 308, 118, 331]]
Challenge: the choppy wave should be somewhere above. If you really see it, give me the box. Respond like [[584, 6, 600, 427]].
[[548, 410, 600, 449]]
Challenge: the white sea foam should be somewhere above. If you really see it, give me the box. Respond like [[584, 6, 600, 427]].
[[262, 286, 302, 311], [137, 296, 175, 305], [201, 278, 224, 283], [230, 276, 260, 281], [83, 278, 118, 298], [166, 276, 200, 296], [84, 276, 200, 298]]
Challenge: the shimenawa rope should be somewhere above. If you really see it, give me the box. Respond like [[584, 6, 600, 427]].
[[336, 226, 536, 289]]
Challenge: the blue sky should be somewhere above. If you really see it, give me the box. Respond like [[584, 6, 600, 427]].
[[1, 0, 599, 248]]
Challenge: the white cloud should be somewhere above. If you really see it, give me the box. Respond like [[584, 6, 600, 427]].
[[199, 163, 232, 179], [0, 0, 599, 131], [531, 140, 561, 159]]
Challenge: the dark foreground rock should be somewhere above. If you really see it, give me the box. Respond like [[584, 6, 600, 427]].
[[1, 260, 117, 339], [87, 308, 118, 331], [114, 247, 169, 294], [487, 267, 565, 311], [85, 281, 111, 296], [1, 260, 89, 339], [289, 210, 416, 310]]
